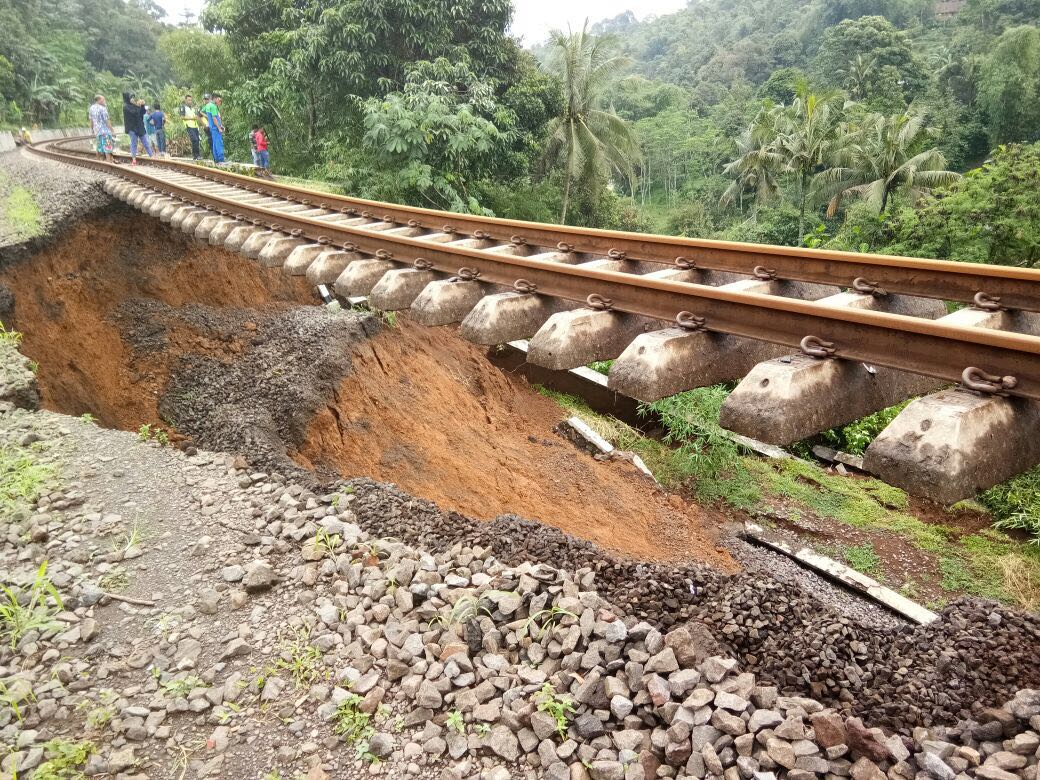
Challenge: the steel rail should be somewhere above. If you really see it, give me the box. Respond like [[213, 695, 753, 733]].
[[29, 138, 1040, 400], [40, 136, 1040, 313]]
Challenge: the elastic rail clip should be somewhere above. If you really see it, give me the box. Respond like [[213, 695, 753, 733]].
[[800, 335, 836, 359], [317, 235, 331, 245], [510, 235, 528, 246], [852, 277, 887, 297], [455, 267, 481, 281], [972, 292, 1005, 312], [676, 311, 706, 331], [413, 258, 434, 270], [513, 278, 537, 294], [753, 265, 777, 281], [557, 241, 575, 253], [586, 293, 614, 311], [473, 230, 491, 240], [342, 242, 359, 253], [675, 256, 696, 270], [961, 367, 1017, 395], [289, 228, 303, 238], [607, 248, 627, 261], [408, 219, 421, 228], [375, 249, 394, 261]]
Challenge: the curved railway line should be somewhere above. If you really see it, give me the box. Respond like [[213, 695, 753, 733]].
[[26, 136, 1040, 502]]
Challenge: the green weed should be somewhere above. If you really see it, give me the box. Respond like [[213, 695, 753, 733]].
[[314, 528, 342, 558], [429, 594, 492, 629], [334, 693, 374, 746], [534, 682, 576, 740], [0, 678, 35, 723], [79, 413, 96, 424], [446, 709, 465, 734], [161, 674, 207, 698], [137, 424, 170, 446], [0, 561, 64, 649], [820, 399, 913, 455], [273, 628, 325, 687], [981, 466, 1040, 544], [33, 738, 96, 780], [0, 321, 22, 346], [521, 605, 577, 639], [0, 444, 54, 512]]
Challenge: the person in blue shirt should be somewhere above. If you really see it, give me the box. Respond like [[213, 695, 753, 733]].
[[148, 103, 167, 157]]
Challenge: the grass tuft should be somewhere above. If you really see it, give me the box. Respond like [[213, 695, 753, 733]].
[[0, 561, 64, 649], [3, 186, 43, 240]]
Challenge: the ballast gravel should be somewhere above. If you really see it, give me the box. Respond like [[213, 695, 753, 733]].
[[0, 148, 110, 253]]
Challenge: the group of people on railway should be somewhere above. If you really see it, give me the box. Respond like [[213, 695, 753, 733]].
[[85, 90, 271, 176]]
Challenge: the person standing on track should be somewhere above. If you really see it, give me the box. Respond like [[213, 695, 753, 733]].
[[122, 92, 153, 165], [149, 103, 167, 157], [201, 94, 225, 164], [178, 94, 201, 160], [254, 125, 271, 178], [88, 94, 116, 162]]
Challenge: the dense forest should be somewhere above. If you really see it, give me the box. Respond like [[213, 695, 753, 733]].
[[2, 0, 1039, 264]]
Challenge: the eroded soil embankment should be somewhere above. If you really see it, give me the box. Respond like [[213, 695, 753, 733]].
[[1, 209, 735, 568]]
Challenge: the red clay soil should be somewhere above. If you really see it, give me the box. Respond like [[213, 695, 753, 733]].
[[4, 211, 736, 570], [293, 320, 738, 570], [0, 213, 309, 429]]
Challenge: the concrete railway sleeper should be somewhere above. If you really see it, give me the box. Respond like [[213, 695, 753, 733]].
[[28, 137, 1040, 502]]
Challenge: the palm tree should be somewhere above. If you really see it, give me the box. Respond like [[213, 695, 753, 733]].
[[720, 106, 784, 214], [839, 54, 876, 100], [817, 112, 961, 214], [543, 23, 640, 223], [772, 82, 844, 240]]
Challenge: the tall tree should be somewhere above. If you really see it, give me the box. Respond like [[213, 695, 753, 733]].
[[771, 83, 843, 239], [978, 25, 1040, 145], [543, 24, 640, 223], [817, 111, 960, 213], [720, 105, 784, 212]]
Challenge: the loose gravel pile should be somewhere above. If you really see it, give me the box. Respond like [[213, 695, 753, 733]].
[[343, 480, 1040, 733], [1, 403, 1038, 780]]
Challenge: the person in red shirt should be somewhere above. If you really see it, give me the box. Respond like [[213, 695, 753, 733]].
[[253, 126, 270, 176]]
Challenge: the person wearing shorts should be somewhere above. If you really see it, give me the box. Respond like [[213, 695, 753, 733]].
[[87, 94, 115, 162]]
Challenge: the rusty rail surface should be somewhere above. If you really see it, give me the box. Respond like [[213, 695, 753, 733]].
[[39, 136, 1040, 312], [29, 136, 1040, 400]]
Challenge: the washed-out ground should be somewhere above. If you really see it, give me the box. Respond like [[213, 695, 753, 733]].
[[2, 148, 1040, 778]]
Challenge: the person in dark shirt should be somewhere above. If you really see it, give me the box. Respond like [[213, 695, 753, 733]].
[[149, 103, 167, 157], [122, 92, 154, 165]]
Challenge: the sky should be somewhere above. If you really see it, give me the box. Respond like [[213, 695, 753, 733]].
[[154, 0, 687, 45]]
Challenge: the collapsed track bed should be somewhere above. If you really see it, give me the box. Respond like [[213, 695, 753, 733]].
[[0, 207, 733, 569]]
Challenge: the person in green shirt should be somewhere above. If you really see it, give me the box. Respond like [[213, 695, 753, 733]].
[[201, 95, 225, 163]]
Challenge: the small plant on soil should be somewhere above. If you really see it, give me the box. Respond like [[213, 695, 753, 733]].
[[522, 605, 577, 640], [334, 693, 374, 746], [0, 678, 35, 724], [79, 688, 118, 731], [429, 595, 492, 629], [137, 423, 170, 446], [0, 444, 55, 512], [314, 528, 342, 558], [0, 561, 64, 649], [0, 321, 22, 346], [446, 709, 465, 734], [474, 723, 490, 737], [273, 628, 325, 687], [112, 520, 144, 556], [535, 682, 576, 740], [161, 674, 207, 698], [98, 568, 129, 592], [33, 738, 96, 780], [79, 413, 96, 424]]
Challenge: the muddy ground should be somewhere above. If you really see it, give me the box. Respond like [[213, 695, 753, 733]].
[[0, 209, 734, 569]]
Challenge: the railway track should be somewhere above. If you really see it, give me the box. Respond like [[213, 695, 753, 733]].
[[27, 136, 1040, 502]]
